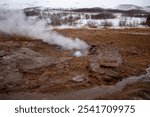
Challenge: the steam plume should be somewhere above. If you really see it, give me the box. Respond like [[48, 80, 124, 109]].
[[0, 10, 88, 50]]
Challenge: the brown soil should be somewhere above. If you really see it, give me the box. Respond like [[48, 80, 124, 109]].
[[0, 28, 150, 99]]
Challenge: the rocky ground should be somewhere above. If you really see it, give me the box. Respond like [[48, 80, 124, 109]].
[[0, 28, 150, 99]]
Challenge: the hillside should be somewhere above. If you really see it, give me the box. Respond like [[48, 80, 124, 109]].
[[22, 7, 149, 29], [116, 4, 150, 12]]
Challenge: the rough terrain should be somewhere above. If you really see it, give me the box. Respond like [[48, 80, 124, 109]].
[[0, 28, 150, 99]]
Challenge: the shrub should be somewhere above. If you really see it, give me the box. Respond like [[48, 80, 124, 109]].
[[119, 18, 127, 27], [101, 20, 113, 27], [127, 21, 138, 27], [86, 21, 97, 28], [85, 14, 90, 19], [24, 9, 40, 16], [49, 14, 80, 26], [91, 13, 116, 19], [50, 13, 62, 26], [146, 14, 150, 26]]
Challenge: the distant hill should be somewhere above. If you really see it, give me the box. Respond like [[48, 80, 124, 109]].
[[0, 1, 150, 12], [116, 4, 150, 12], [143, 6, 150, 12]]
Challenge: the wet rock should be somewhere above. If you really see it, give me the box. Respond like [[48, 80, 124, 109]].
[[99, 67, 119, 77], [0, 69, 23, 88], [88, 55, 99, 72], [127, 49, 139, 55], [0, 76, 4, 80], [88, 44, 98, 55], [51, 44, 62, 50], [99, 58, 121, 68], [144, 92, 150, 99], [6, 71, 23, 83], [22, 57, 57, 71], [88, 46, 122, 74], [98, 48, 122, 68], [73, 75, 84, 82], [0, 50, 7, 58], [2, 48, 60, 72], [23, 80, 40, 91], [72, 74, 88, 82], [0, 47, 61, 92], [0, 70, 23, 93], [102, 75, 113, 82]]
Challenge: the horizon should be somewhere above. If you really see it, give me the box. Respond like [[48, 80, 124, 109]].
[[0, 0, 150, 9]]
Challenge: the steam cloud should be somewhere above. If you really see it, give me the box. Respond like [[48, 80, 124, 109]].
[[0, 10, 88, 50]]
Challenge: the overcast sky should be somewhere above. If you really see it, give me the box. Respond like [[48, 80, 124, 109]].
[[0, 0, 150, 9]]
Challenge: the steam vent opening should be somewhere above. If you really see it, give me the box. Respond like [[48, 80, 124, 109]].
[[72, 48, 89, 57], [73, 51, 82, 57]]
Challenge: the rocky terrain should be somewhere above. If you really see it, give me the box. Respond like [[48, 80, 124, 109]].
[[0, 28, 150, 99]]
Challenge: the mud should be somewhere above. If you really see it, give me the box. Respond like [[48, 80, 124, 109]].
[[0, 28, 150, 99], [0, 66, 149, 100]]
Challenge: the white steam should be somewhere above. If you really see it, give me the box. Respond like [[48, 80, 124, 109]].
[[0, 10, 88, 50]]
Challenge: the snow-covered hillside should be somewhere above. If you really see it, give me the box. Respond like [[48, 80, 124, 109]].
[[23, 8, 148, 29], [116, 4, 142, 10], [0, 1, 149, 29], [143, 6, 150, 12], [116, 4, 150, 12]]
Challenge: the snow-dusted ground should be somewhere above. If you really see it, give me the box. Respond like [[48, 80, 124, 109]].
[[75, 16, 146, 28], [0, 1, 149, 29], [34, 10, 147, 29]]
